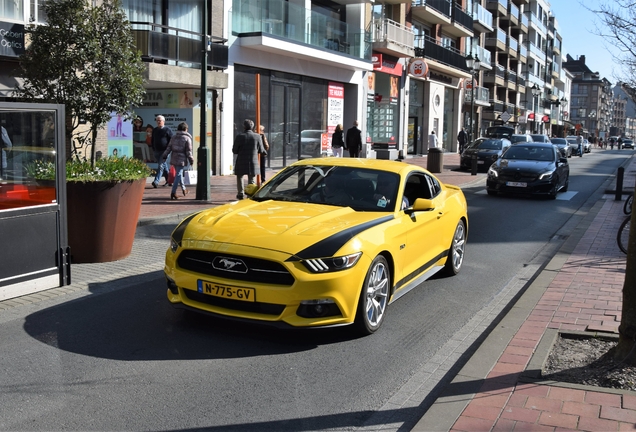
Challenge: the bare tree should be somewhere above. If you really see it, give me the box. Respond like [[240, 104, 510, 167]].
[[592, 0, 636, 364]]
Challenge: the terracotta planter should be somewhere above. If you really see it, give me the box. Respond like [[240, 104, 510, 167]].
[[66, 179, 145, 263]]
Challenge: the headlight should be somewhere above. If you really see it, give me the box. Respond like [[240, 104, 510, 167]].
[[170, 213, 198, 252], [539, 170, 554, 180], [302, 252, 362, 273], [488, 167, 498, 177]]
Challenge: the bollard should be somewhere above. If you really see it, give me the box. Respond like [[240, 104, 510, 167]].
[[471, 155, 478, 176], [616, 167, 624, 201]]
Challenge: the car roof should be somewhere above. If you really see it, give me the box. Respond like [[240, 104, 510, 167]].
[[293, 157, 421, 175]]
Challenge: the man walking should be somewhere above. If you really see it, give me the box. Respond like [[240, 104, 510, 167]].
[[345, 120, 362, 158], [457, 127, 468, 154], [151, 115, 174, 188], [233, 119, 265, 200]]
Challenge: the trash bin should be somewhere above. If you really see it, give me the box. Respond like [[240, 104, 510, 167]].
[[427, 147, 444, 173]]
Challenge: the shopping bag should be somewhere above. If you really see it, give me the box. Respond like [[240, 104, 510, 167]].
[[183, 169, 197, 185], [168, 165, 176, 184]]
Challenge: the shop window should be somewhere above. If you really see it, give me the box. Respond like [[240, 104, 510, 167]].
[[0, 111, 57, 211]]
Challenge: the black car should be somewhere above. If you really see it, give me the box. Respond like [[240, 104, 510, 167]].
[[486, 143, 569, 199], [622, 139, 634, 149], [460, 137, 512, 171], [550, 137, 572, 158], [530, 134, 551, 143]]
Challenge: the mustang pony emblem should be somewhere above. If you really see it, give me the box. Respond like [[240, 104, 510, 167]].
[[218, 258, 241, 269], [212, 257, 248, 273]]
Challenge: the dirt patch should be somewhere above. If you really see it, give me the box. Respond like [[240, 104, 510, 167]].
[[542, 335, 636, 391]]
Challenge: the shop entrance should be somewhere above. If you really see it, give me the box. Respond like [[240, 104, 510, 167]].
[[270, 82, 301, 169]]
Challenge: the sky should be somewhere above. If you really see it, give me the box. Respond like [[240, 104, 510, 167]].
[[549, 0, 624, 84]]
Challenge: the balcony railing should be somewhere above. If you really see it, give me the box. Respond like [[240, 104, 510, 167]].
[[464, 85, 490, 104], [453, 4, 473, 32], [528, 41, 544, 58], [473, 2, 493, 29], [412, 0, 452, 17], [519, 44, 527, 58], [414, 35, 468, 71], [508, 2, 519, 19], [472, 45, 491, 66], [521, 14, 528, 28], [487, 0, 506, 9], [130, 22, 228, 70], [370, 18, 414, 50], [508, 36, 518, 52], [231, 0, 370, 60]]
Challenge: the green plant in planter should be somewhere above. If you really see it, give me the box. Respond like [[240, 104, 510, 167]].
[[27, 157, 151, 182]]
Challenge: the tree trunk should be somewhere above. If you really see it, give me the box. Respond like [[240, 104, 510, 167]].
[[612, 190, 636, 365]]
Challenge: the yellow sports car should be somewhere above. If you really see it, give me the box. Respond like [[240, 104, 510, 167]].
[[165, 158, 468, 334]]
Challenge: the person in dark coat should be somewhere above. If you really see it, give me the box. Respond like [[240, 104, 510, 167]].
[[345, 120, 362, 157], [331, 124, 344, 157], [233, 119, 265, 200], [151, 115, 174, 188], [457, 127, 468, 154]]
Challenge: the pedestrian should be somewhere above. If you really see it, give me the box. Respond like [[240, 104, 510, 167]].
[[151, 115, 174, 188], [233, 119, 265, 200], [162, 122, 194, 200], [618, 137, 623, 149], [345, 120, 362, 158], [576, 132, 583, 157], [457, 127, 468, 154], [331, 124, 345, 157], [428, 130, 439, 149], [259, 124, 269, 182]]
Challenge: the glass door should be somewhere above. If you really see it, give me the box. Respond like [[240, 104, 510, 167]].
[[270, 82, 301, 169]]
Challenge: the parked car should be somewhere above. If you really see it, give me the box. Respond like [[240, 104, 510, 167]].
[[550, 137, 572, 158], [486, 143, 569, 199], [583, 139, 591, 153], [530, 134, 551, 143], [622, 139, 634, 149], [485, 125, 514, 139], [164, 158, 468, 334], [510, 134, 533, 144], [460, 137, 512, 171], [299, 129, 328, 158]]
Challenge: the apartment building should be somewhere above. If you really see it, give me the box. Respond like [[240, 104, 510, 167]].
[[562, 54, 613, 139], [615, 83, 636, 139]]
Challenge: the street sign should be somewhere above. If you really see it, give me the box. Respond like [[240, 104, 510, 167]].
[[500, 111, 511, 123]]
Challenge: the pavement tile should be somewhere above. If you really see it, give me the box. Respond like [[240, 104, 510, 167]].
[[470, 393, 510, 409], [537, 411, 578, 429], [491, 418, 516, 432], [525, 396, 563, 413], [547, 387, 587, 403], [461, 403, 503, 421], [622, 394, 636, 410], [600, 405, 636, 423], [452, 415, 497, 432], [515, 383, 550, 398], [500, 405, 541, 423], [577, 416, 620, 431], [561, 400, 600, 418], [511, 420, 555, 431], [585, 391, 623, 407]]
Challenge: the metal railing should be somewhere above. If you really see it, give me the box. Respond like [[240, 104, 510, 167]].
[[370, 18, 414, 49], [414, 34, 469, 71], [412, 0, 452, 17], [130, 22, 228, 69]]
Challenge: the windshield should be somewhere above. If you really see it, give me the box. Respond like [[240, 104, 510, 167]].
[[551, 138, 567, 144], [503, 145, 555, 162], [252, 165, 401, 212], [511, 135, 528, 143], [469, 139, 503, 150]]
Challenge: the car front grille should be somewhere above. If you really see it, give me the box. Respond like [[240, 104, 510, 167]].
[[498, 170, 539, 183], [183, 289, 286, 316], [177, 250, 295, 286]]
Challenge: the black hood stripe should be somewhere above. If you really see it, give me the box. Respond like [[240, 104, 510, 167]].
[[289, 215, 394, 260]]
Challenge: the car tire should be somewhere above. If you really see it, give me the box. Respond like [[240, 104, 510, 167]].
[[355, 255, 390, 335], [487, 189, 497, 196], [442, 220, 466, 276], [562, 176, 569, 192]]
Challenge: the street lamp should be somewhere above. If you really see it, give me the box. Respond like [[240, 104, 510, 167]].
[[559, 96, 567, 136], [531, 84, 541, 134], [465, 53, 481, 143]]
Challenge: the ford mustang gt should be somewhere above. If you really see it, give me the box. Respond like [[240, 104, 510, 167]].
[[165, 158, 468, 334]]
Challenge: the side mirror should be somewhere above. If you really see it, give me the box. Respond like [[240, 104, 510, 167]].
[[405, 198, 435, 215]]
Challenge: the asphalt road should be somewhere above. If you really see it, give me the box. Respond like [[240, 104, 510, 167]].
[[0, 150, 631, 431]]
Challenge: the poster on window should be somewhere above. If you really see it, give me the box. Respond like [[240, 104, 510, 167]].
[[328, 82, 344, 135]]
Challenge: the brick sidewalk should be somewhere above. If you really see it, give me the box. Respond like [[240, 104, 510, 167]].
[[417, 154, 636, 431]]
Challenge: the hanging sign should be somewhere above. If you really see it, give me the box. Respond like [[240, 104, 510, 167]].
[[408, 58, 428, 78]]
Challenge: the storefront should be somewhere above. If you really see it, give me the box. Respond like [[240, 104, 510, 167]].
[[366, 53, 402, 160], [0, 102, 69, 301], [232, 65, 351, 170]]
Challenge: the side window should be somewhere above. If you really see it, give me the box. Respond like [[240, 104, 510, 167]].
[[404, 172, 439, 204]]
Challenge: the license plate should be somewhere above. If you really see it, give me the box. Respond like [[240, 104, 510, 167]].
[[506, 181, 527, 187], [477, 160, 485, 164], [197, 280, 255, 302]]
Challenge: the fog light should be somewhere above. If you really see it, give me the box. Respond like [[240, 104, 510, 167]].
[[166, 276, 179, 295], [297, 299, 341, 318]]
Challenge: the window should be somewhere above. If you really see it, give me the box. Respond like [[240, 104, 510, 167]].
[[1, 0, 23, 20]]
